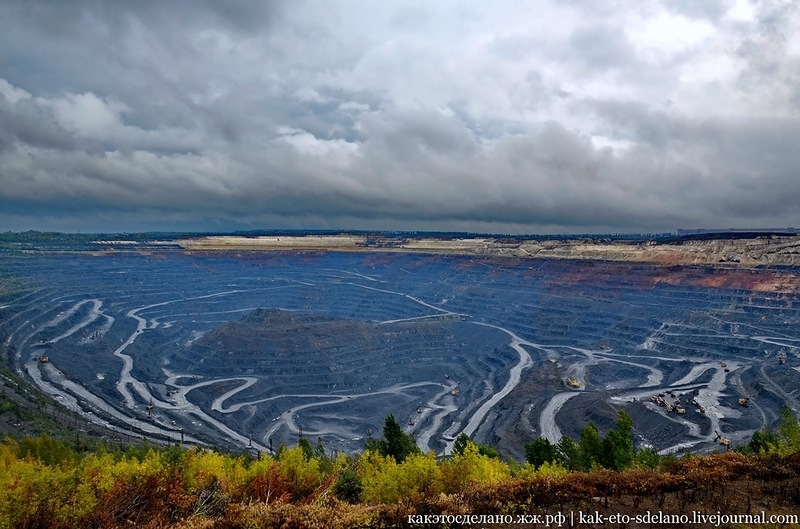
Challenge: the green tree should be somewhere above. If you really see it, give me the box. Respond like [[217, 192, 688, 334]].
[[476, 443, 500, 459], [577, 423, 603, 471], [454, 433, 500, 459], [778, 407, 800, 452], [603, 411, 635, 470], [365, 415, 420, 463], [747, 429, 780, 454], [524, 437, 558, 469], [453, 433, 470, 456], [17, 435, 77, 466], [633, 447, 661, 469], [333, 466, 362, 503], [557, 436, 579, 470], [298, 437, 314, 461]]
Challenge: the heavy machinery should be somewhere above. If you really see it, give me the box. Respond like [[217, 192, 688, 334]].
[[715, 431, 731, 447], [566, 377, 580, 388]]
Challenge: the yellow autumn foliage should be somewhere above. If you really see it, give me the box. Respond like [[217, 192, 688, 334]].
[[358, 450, 443, 504], [181, 447, 250, 498], [440, 441, 510, 493], [515, 460, 569, 481], [278, 446, 325, 499]]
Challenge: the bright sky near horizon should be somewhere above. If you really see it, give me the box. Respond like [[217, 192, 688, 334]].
[[0, 0, 798, 233]]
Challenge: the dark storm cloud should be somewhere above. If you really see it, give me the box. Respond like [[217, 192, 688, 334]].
[[359, 106, 479, 158], [0, 93, 75, 152], [584, 99, 800, 219], [0, 0, 287, 138], [0, 1, 798, 233]]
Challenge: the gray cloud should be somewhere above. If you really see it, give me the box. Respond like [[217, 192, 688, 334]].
[[735, 1, 800, 112], [0, 1, 798, 234], [664, 0, 732, 21], [568, 25, 637, 71], [0, 96, 76, 152]]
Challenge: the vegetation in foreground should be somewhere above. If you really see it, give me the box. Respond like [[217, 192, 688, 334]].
[[1, 410, 800, 528]]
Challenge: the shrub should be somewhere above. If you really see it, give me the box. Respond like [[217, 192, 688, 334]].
[[441, 441, 510, 493], [278, 446, 325, 500]]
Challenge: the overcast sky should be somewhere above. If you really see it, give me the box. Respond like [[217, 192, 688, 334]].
[[1, 0, 798, 234]]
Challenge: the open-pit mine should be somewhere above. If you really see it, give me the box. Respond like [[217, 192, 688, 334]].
[[1, 231, 800, 460]]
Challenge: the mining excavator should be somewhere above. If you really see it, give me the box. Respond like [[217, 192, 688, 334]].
[[715, 431, 731, 447]]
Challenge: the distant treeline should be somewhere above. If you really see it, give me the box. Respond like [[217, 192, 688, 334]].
[[658, 228, 798, 244]]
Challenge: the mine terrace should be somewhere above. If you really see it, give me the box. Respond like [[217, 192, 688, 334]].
[[1, 230, 799, 460]]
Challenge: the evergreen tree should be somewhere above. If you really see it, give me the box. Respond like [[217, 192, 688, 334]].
[[524, 437, 557, 469], [455, 433, 500, 459], [384, 414, 419, 462], [747, 429, 780, 454], [298, 437, 315, 461], [476, 443, 500, 459], [453, 433, 470, 456], [366, 414, 420, 463], [334, 467, 363, 503]]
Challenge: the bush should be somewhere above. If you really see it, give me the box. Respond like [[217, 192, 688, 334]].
[[441, 441, 510, 493], [334, 467, 363, 504], [278, 446, 325, 500]]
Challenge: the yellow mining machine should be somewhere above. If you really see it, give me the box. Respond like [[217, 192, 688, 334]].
[[715, 431, 731, 447]]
